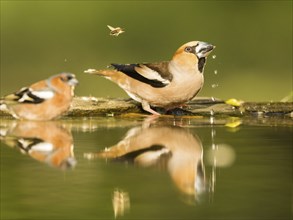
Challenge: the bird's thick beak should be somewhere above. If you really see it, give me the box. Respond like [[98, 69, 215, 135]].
[[196, 42, 215, 58], [68, 77, 79, 86]]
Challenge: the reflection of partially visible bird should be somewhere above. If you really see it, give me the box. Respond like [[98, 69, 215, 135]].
[[86, 124, 205, 198], [86, 41, 215, 115], [107, 25, 125, 36], [0, 73, 78, 120], [0, 120, 76, 169]]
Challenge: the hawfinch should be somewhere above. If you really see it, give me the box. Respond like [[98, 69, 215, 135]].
[[0, 120, 76, 169], [85, 123, 205, 198], [85, 41, 215, 115], [0, 73, 78, 120]]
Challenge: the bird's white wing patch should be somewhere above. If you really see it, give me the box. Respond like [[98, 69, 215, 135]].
[[18, 93, 34, 103], [18, 138, 52, 152], [31, 90, 55, 100], [30, 142, 54, 152], [136, 65, 170, 85]]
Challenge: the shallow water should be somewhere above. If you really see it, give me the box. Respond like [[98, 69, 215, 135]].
[[0, 116, 292, 220]]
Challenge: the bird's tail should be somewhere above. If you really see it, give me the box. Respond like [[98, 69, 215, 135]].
[[84, 68, 117, 77], [0, 93, 20, 106]]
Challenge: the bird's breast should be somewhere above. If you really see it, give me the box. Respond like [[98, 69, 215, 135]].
[[163, 72, 203, 103], [138, 72, 203, 107]]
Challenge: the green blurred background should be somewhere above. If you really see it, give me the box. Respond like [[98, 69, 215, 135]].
[[1, 1, 292, 101]]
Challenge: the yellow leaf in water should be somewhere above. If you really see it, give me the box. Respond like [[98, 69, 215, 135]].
[[225, 98, 243, 107]]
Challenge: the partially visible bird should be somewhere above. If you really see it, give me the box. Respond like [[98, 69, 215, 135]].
[[0, 73, 78, 120], [85, 41, 215, 115]]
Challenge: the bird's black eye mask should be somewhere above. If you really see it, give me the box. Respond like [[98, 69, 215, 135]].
[[61, 75, 71, 82], [60, 74, 75, 83]]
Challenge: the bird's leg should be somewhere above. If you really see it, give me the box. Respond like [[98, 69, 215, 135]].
[[141, 100, 161, 116]]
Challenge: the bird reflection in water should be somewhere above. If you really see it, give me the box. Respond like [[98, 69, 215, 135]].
[[85, 121, 206, 205], [0, 120, 76, 170]]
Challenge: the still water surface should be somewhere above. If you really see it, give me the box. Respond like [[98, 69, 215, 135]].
[[0, 116, 292, 220]]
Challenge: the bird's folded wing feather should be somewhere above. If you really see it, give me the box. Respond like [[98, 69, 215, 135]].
[[0, 136, 49, 153], [111, 62, 172, 88], [3, 87, 54, 104]]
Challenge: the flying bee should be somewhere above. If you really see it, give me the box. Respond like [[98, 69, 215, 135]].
[[107, 25, 125, 36]]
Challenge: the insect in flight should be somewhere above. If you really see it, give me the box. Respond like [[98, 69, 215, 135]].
[[107, 25, 125, 36]]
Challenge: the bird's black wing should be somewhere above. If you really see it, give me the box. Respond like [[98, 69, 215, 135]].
[[111, 62, 172, 88], [3, 87, 54, 104]]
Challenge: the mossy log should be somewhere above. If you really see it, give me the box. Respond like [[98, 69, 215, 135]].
[[0, 96, 292, 118]]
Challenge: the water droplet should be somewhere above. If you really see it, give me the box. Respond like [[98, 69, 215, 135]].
[[64, 58, 67, 62], [212, 55, 217, 59], [214, 70, 218, 75], [211, 84, 219, 88]]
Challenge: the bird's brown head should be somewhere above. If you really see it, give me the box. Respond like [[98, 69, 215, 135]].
[[45, 73, 78, 95], [59, 73, 79, 87], [172, 41, 215, 73]]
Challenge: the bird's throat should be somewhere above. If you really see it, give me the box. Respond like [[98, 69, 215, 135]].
[[198, 57, 206, 73]]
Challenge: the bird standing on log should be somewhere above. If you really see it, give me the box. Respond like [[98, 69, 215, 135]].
[[85, 41, 215, 115], [0, 73, 78, 120]]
